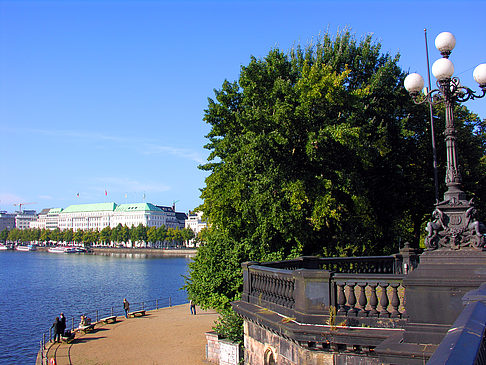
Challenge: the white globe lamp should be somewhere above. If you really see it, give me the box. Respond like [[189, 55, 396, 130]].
[[404, 73, 425, 94], [473, 63, 486, 88], [435, 32, 456, 57], [432, 58, 454, 81]]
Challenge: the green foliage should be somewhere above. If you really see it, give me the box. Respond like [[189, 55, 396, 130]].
[[186, 30, 486, 319], [212, 307, 244, 345]]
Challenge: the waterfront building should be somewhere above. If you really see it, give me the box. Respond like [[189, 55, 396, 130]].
[[111, 203, 168, 228], [58, 202, 116, 231], [0, 211, 16, 231], [175, 211, 188, 229], [185, 211, 207, 246], [55, 202, 188, 232], [185, 211, 207, 234], [155, 205, 181, 229], [29, 208, 50, 229], [46, 208, 63, 230], [15, 210, 37, 230]]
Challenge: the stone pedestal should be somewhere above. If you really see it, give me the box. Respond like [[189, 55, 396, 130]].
[[402, 249, 486, 344]]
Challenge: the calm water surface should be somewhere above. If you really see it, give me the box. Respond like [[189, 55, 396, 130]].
[[0, 251, 190, 364]]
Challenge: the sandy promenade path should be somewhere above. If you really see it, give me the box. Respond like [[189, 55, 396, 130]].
[[44, 304, 219, 365]]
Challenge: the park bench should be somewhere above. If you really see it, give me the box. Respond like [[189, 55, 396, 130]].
[[78, 323, 95, 333], [99, 315, 117, 324], [60, 331, 75, 343], [128, 310, 146, 318]]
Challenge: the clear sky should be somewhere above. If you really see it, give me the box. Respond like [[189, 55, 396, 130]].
[[1, 0, 485, 214]]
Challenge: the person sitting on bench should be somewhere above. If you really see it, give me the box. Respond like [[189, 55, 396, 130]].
[[79, 315, 91, 327]]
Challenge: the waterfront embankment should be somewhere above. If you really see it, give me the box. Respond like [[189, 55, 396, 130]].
[[91, 247, 197, 257], [39, 303, 218, 365], [35, 247, 197, 257]]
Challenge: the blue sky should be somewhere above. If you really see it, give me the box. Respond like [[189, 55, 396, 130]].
[[1, 0, 485, 214]]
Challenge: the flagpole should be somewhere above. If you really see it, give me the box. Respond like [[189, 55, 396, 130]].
[[424, 28, 439, 203]]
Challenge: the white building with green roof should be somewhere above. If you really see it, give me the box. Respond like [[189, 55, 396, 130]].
[[56, 202, 178, 231], [111, 203, 169, 229], [59, 202, 117, 231]]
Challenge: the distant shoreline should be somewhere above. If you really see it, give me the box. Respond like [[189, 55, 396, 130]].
[[35, 247, 197, 257], [91, 247, 197, 257]]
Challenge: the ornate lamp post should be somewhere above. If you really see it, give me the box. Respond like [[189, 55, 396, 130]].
[[404, 31, 486, 251]]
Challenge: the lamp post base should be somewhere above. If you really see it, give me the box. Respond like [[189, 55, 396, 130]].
[[424, 196, 485, 251]]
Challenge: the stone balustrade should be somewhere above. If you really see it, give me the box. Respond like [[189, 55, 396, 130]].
[[241, 256, 409, 326]]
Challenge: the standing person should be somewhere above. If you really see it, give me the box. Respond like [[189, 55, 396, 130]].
[[123, 298, 130, 318], [190, 299, 196, 315], [59, 312, 66, 336], [51, 317, 61, 343]]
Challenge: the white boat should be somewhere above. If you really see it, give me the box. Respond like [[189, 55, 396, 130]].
[[48, 246, 76, 254], [16, 244, 37, 251], [0, 244, 14, 250]]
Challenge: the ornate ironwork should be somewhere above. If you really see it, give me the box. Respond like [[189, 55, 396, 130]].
[[409, 71, 486, 251]]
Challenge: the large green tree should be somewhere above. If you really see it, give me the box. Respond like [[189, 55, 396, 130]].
[[186, 31, 485, 311]]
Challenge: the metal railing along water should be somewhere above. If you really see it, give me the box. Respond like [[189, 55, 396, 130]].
[[38, 296, 173, 365]]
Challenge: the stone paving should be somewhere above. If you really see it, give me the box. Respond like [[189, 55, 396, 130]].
[[41, 304, 219, 365]]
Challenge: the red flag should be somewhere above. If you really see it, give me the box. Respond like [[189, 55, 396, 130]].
[[76, 192, 79, 197], [105, 189, 108, 196]]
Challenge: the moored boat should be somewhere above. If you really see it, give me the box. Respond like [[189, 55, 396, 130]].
[[0, 243, 14, 250], [16, 244, 37, 251], [48, 246, 76, 254]]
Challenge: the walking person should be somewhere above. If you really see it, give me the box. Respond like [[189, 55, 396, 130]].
[[190, 299, 196, 315], [51, 317, 61, 343], [123, 298, 130, 318], [59, 312, 66, 336]]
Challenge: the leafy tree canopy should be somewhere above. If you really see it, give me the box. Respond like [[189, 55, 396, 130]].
[[186, 31, 485, 311]]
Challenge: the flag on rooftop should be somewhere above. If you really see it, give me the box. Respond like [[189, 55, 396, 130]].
[[105, 189, 108, 196]]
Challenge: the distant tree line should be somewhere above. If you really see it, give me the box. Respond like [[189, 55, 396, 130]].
[[0, 224, 195, 248]]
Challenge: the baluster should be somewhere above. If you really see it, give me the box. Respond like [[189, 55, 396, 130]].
[[271, 277, 278, 304], [368, 283, 379, 316], [347, 282, 358, 316], [259, 274, 264, 297], [285, 279, 291, 307], [258, 274, 264, 299], [275, 277, 280, 304], [288, 279, 295, 308], [337, 283, 347, 314], [390, 283, 401, 318], [277, 278, 284, 306], [357, 283, 368, 316], [378, 283, 390, 317], [269, 276, 275, 302], [263, 275, 270, 301], [254, 273, 260, 295]]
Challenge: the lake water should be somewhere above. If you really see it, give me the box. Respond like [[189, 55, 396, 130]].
[[0, 250, 191, 364]]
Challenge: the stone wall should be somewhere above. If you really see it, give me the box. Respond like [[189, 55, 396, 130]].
[[205, 331, 241, 365], [244, 321, 382, 365], [206, 331, 220, 363]]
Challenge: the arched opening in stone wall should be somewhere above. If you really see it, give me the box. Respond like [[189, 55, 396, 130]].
[[264, 348, 276, 365]]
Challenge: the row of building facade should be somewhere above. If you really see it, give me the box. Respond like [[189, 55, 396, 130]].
[[0, 202, 207, 236]]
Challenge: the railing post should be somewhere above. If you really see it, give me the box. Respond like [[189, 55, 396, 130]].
[[293, 269, 332, 323], [72, 317, 74, 331], [111, 307, 114, 316], [142, 302, 145, 310], [169, 297, 171, 307], [156, 299, 158, 310], [241, 261, 259, 301], [96, 310, 99, 322]]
